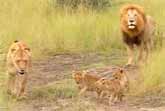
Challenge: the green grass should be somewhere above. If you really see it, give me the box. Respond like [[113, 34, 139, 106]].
[[0, 0, 164, 58], [0, 0, 165, 109], [0, 65, 8, 111], [31, 79, 78, 100], [139, 49, 165, 93]]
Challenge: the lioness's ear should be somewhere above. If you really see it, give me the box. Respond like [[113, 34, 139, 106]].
[[14, 40, 19, 43]]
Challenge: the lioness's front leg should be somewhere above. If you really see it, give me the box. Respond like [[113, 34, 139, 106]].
[[16, 74, 28, 98], [19, 75, 27, 97], [7, 74, 16, 95]]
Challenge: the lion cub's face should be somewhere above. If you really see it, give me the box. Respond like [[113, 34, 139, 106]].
[[72, 71, 84, 85], [112, 68, 129, 90], [72, 70, 100, 90], [8, 41, 31, 75]]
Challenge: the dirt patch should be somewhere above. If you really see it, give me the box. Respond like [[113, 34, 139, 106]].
[[10, 53, 165, 111]]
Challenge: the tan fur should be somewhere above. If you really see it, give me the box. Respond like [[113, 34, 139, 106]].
[[95, 68, 129, 104], [72, 71, 102, 96], [95, 78, 121, 104], [111, 68, 129, 101], [7, 41, 31, 98], [120, 4, 155, 65]]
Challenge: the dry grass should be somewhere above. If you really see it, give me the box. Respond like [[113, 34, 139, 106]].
[[0, 0, 165, 110]]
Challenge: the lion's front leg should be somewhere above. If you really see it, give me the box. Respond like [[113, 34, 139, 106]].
[[137, 44, 144, 65], [144, 42, 151, 64], [126, 45, 134, 65]]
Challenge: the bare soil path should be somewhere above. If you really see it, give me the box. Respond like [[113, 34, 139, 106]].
[[11, 53, 165, 111]]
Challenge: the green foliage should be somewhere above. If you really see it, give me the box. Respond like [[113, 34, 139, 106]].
[[55, 0, 111, 10]]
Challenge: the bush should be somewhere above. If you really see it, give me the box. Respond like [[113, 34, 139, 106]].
[[55, 0, 111, 10]]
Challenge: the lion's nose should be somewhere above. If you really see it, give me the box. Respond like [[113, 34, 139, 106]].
[[129, 19, 134, 23]]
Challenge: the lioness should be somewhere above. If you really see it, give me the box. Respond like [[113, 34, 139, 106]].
[[120, 4, 155, 65], [72, 70, 102, 96], [7, 40, 31, 98]]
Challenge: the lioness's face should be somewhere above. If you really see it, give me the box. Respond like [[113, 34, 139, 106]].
[[10, 42, 31, 75], [127, 9, 139, 29]]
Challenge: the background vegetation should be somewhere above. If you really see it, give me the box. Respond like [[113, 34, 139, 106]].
[[0, 0, 165, 109]]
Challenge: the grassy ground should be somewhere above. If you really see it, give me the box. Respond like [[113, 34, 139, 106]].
[[0, 0, 165, 110], [0, 0, 164, 57]]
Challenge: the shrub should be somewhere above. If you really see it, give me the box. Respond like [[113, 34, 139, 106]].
[[55, 0, 111, 10]]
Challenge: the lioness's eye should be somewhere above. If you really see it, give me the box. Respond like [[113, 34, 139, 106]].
[[11, 49, 16, 52], [25, 48, 30, 51]]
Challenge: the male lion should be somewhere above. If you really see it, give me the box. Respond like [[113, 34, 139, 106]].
[[120, 4, 155, 65], [72, 70, 102, 97], [7, 40, 31, 98]]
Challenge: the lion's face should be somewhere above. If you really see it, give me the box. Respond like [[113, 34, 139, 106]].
[[120, 4, 146, 36], [127, 9, 139, 29], [9, 41, 31, 75]]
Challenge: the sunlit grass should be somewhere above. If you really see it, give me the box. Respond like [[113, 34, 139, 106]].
[[140, 49, 165, 92], [0, 0, 164, 58], [0, 0, 165, 109]]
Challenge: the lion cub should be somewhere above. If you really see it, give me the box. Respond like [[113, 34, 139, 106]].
[[96, 68, 129, 103], [72, 70, 102, 96]]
